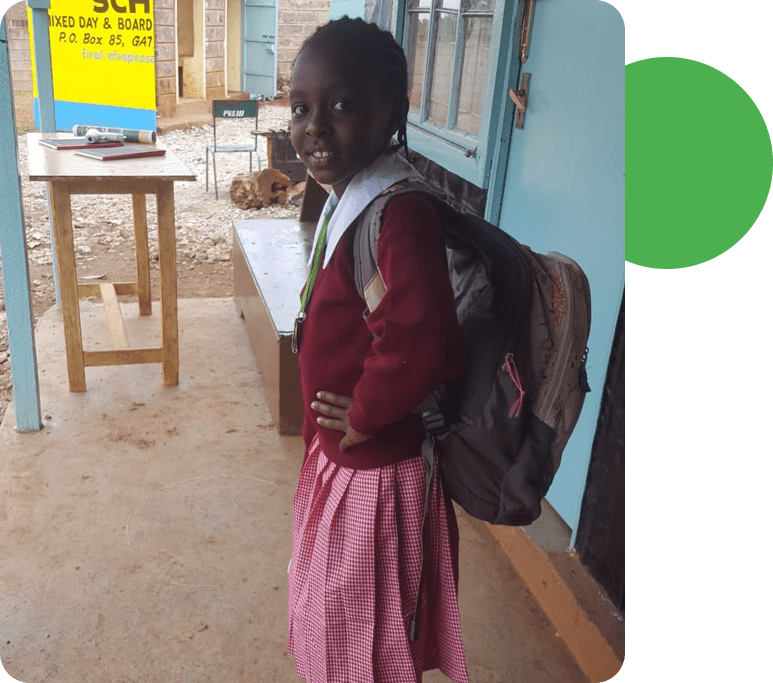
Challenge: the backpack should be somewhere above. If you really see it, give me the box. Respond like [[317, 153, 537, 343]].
[[352, 178, 592, 526]]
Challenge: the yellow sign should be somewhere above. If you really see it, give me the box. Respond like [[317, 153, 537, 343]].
[[30, 0, 156, 126]]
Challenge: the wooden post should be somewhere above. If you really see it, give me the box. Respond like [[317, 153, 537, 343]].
[[49, 182, 86, 392], [27, 0, 56, 132], [132, 193, 152, 316], [28, 0, 61, 309], [0, 17, 43, 431], [156, 182, 179, 386]]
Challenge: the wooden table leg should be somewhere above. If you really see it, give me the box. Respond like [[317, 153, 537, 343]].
[[132, 193, 152, 316], [156, 182, 179, 386], [49, 182, 86, 392]]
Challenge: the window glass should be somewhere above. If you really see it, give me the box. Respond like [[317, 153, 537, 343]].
[[427, 10, 458, 127], [404, 0, 498, 141], [464, 0, 494, 10], [455, 15, 492, 135], [367, 0, 397, 30], [406, 10, 430, 111]]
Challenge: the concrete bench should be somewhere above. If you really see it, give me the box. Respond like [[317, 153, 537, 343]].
[[233, 176, 329, 435]]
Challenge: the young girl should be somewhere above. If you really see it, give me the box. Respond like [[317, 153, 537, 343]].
[[287, 17, 469, 683]]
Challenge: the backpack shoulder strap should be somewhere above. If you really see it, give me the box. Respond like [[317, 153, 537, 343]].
[[353, 191, 391, 313], [353, 178, 443, 313]]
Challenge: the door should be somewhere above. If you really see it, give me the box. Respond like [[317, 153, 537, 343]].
[[497, 0, 625, 538], [178, 0, 205, 99], [242, 0, 277, 97]]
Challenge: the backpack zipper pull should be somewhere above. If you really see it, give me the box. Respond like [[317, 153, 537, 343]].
[[579, 347, 591, 393], [503, 353, 525, 418]]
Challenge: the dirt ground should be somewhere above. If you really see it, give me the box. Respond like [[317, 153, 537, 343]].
[[0, 91, 295, 422]]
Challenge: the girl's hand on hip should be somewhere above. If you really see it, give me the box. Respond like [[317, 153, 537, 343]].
[[312, 392, 372, 452]]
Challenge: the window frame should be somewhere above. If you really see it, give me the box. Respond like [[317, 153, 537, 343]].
[[397, 0, 518, 188]]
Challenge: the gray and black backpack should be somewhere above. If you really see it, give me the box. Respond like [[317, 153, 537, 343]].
[[352, 178, 592, 526]]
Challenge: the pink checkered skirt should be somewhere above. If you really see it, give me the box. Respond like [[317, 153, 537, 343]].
[[287, 435, 469, 683]]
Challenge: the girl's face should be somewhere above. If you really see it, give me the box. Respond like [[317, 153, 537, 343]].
[[290, 47, 402, 197]]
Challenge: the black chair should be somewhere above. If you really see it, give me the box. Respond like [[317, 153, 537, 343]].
[[206, 99, 261, 199]]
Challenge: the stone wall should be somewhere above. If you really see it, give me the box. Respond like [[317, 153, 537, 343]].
[[155, 0, 228, 116], [4, 2, 32, 93], [154, 0, 177, 118], [277, 0, 330, 91], [205, 0, 226, 100]]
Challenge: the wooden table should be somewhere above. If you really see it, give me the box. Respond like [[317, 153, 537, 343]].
[[27, 133, 196, 392]]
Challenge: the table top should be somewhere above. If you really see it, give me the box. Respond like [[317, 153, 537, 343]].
[[26, 132, 197, 182]]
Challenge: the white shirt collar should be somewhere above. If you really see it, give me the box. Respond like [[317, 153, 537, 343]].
[[307, 153, 419, 269]]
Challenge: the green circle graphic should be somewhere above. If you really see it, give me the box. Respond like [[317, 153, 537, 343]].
[[626, 58, 773, 268]]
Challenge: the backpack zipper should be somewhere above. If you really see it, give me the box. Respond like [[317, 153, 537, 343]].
[[503, 353, 525, 418]]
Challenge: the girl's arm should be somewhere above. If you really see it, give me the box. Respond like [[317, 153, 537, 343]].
[[346, 193, 464, 436]]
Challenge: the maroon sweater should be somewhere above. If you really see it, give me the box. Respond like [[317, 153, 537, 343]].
[[298, 193, 464, 469]]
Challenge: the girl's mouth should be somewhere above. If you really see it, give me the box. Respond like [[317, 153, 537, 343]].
[[310, 150, 332, 160]]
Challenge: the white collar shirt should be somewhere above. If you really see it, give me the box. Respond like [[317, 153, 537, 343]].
[[307, 152, 419, 269]]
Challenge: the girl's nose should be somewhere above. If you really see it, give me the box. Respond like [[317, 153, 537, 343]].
[[306, 110, 330, 138]]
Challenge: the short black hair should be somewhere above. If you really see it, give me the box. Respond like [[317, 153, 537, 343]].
[[294, 16, 409, 157]]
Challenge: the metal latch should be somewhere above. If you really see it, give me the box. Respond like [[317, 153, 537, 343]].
[[509, 72, 531, 130], [509, 0, 536, 131]]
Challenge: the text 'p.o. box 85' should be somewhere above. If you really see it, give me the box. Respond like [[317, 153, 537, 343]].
[[29, 0, 157, 132]]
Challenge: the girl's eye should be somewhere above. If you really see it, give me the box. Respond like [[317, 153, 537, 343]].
[[332, 100, 351, 112], [291, 104, 308, 117]]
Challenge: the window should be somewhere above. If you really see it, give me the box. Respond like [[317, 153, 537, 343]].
[[364, 0, 514, 188], [406, 0, 495, 142]]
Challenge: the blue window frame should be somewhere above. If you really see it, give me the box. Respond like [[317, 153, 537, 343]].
[[397, 0, 517, 187]]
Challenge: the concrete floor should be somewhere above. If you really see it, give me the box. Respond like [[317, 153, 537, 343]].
[[0, 298, 589, 683]]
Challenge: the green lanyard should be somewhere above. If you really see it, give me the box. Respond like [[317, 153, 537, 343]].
[[292, 205, 335, 353]]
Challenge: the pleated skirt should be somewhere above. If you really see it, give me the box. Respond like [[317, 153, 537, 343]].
[[287, 435, 469, 683]]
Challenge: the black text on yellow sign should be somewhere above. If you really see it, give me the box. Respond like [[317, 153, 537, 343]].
[[30, 0, 157, 110], [49, 0, 153, 48]]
